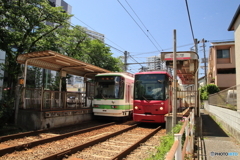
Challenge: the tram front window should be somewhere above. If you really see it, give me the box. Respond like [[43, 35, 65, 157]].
[[134, 74, 166, 100], [94, 76, 124, 99]]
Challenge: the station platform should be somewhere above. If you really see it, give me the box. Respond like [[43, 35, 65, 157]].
[[196, 109, 240, 160]]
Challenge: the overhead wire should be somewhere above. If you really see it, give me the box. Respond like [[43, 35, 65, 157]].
[[117, 0, 163, 70], [51, 2, 126, 55], [73, 15, 126, 53], [185, 0, 195, 42], [117, 0, 161, 53], [130, 43, 194, 56], [124, 0, 163, 51], [128, 55, 144, 67]]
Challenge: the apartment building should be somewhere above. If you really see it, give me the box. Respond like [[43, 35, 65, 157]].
[[147, 55, 163, 70], [207, 41, 236, 90], [82, 27, 105, 42]]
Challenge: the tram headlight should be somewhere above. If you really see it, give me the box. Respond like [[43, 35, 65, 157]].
[[159, 107, 163, 110], [134, 106, 138, 109], [111, 105, 118, 109]]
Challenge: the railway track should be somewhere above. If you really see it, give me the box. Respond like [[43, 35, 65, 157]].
[[64, 125, 162, 160], [0, 122, 115, 157], [0, 122, 165, 160]]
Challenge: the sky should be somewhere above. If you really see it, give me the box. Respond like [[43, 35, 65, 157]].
[[64, 0, 239, 76]]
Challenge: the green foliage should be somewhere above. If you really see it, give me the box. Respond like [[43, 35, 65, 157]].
[[0, 0, 72, 89], [207, 84, 220, 94], [0, 0, 124, 124], [199, 86, 208, 100], [146, 122, 183, 160], [0, 1, 123, 91], [0, 90, 15, 128], [199, 84, 220, 100]]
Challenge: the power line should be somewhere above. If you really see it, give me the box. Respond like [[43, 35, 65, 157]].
[[131, 43, 194, 56], [128, 54, 144, 67], [52, 2, 126, 55], [185, 0, 195, 43], [117, 0, 161, 52], [124, 0, 163, 51], [73, 15, 126, 52]]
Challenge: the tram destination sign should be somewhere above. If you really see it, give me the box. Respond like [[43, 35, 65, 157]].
[[161, 51, 198, 61]]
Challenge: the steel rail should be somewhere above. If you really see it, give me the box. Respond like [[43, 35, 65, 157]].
[[41, 124, 138, 160], [0, 122, 115, 156], [111, 126, 162, 160], [0, 122, 106, 142]]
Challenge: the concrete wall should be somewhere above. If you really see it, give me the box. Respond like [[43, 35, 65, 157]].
[[17, 109, 92, 130], [204, 101, 240, 143]]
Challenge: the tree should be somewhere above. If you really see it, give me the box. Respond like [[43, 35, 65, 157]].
[[83, 39, 124, 71], [0, 0, 72, 94], [199, 84, 220, 100], [58, 26, 124, 72]]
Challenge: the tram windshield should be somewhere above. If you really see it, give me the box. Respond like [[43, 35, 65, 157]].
[[134, 74, 168, 101], [94, 76, 124, 99]]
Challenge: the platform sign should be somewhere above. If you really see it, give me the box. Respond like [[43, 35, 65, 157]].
[[161, 51, 198, 61]]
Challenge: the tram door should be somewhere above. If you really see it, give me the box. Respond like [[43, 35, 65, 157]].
[[86, 81, 95, 107]]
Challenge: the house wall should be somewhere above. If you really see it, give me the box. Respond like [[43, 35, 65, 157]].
[[234, 15, 240, 112], [208, 43, 236, 90], [217, 74, 236, 89]]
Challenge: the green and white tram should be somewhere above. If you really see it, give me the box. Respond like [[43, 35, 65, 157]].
[[92, 72, 134, 120]]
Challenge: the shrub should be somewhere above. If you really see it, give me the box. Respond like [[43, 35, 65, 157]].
[[146, 122, 183, 160], [199, 84, 219, 100], [0, 90, 15, 128]]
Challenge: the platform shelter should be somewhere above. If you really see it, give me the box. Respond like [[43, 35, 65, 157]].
[[161, 51, 200, 132], [16, 50, 111, 130]]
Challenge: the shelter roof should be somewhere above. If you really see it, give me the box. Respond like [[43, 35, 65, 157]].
[[17, 50, 111, 79], [161, 51, 199, 85]]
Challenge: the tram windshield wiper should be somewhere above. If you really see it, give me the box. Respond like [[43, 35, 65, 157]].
[[101, 93, 106, 100], [142, 95, 150, 103]]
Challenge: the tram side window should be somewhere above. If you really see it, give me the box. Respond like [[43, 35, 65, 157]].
[[165, 76, 169, 99]]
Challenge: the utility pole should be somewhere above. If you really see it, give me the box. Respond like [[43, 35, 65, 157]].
[[202, 38, 207, 84], [194, 39, 199, 117], [172, 29, 177, 128], [124, 51, 128, 72]]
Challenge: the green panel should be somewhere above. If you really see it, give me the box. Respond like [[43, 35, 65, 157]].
[[94, 104, 133, 110], [95, 98, 124, 100], [96, 74, 122, 77]]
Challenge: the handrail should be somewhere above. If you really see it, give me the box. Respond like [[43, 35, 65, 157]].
[[21, 87, 87, 110], [165, 109, 195, 160]]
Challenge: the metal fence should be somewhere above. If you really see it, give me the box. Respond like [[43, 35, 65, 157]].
[[208, 85, 238, 111], [165, 108, 195, 160], [176, 90, 197, 109], [22, 87, 87, 111]]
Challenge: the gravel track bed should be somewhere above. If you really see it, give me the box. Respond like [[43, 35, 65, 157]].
[[0, 124, 130, 160], [125, 129, 166, 160], [0, 121, 106, 148], [68, 127, 159, 160]]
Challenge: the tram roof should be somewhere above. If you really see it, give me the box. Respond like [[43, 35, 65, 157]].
[[17, 50, 111, 79]]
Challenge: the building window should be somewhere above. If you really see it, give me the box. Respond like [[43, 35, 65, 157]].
[[217, 68, 236, 74], [217, 49, 230, 58]]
